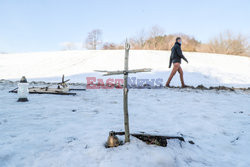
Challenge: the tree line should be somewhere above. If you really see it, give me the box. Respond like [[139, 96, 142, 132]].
[[62, 26, 250, 57]]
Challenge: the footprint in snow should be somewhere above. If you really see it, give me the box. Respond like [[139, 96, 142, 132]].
[[66, 137, 78, 143]]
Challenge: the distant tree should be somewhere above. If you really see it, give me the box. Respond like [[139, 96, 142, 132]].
[[129, 29, 147, 49], [150, 25, 165, 38], [142, 33, 200, 51], [103, 42, 116, 50], [85, 29, 102, 50], [129, 26, 166, 50], [149, 25, 165, 49], [102, 42, 123, 50], [177, 34, 201, 52], [207, 31, 249, 56]]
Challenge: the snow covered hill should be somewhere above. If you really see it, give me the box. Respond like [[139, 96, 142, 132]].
[[0, 50, 250, 87], [0, 50, 250, 167]]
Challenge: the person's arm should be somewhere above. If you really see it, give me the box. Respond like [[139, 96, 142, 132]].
[[176, 46, 188, 63]]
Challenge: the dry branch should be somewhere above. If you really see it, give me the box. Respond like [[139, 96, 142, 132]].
[[111, 131, 185, 147], [95, 68, 152, 76]]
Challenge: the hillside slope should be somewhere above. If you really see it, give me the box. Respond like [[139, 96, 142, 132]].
[[0, 50, 250, 86]]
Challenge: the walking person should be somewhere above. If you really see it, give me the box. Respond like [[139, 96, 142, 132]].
[[166, 37, 188, 87]]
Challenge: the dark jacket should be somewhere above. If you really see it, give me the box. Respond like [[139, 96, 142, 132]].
[[169, 42, 188, 68]]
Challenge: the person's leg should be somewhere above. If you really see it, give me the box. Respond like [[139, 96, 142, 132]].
[[178, 66, 186, 87], [165, 63, 180, 87]]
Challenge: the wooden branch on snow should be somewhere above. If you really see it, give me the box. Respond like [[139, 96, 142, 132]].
[[94, 68, 152, 76], [113, 131, 184, 141], [111, 131, 185, 147], [9, 87, 76, 96]]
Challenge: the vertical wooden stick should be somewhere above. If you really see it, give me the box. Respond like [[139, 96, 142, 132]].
[[124, 40, 130, 143]]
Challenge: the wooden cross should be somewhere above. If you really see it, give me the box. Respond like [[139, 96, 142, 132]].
[[96, 40, 152, 143]]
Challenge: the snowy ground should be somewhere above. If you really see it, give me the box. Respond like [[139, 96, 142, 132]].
[[0, 50, 250, 167]]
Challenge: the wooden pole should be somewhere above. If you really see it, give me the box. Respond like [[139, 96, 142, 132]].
[[95, 40, 151, 144], [95, 41, 152, 144], [124, 40, 130, 142]]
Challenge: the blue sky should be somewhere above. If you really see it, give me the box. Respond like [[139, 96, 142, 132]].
[[0, 0, 249, 52]]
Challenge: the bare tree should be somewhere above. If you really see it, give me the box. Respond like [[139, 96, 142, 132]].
[[102, 42, 124, 50], [149, 25, 165, 49], [128, 29, 200, 51], [129, 29, 147, 49], [208, 31, 249, 56], [150, 25, 165, 38], [176, 33, 200, 52], [85, 29, 102, 50]]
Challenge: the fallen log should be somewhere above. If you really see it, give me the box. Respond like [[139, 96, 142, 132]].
[[9, 87, 76, 96], [9, 87, 18, 93], [110, 131, 185, 147], [28, 91, 76, 96], [69, 88, 86, 91]]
